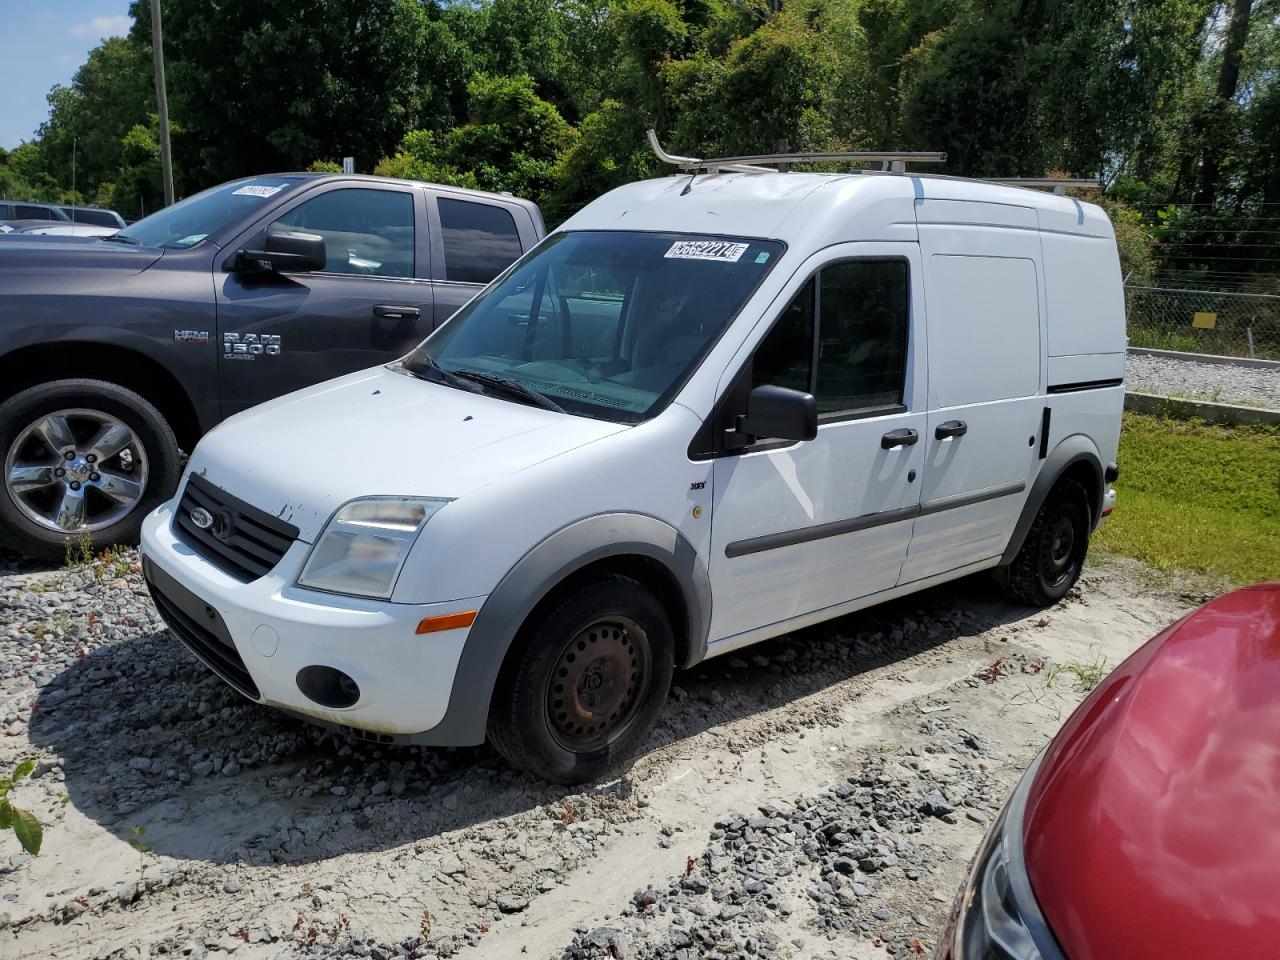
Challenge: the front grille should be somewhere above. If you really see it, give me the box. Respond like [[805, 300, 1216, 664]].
[[173, 474, 299, 582], [144, 558, 261, 700]]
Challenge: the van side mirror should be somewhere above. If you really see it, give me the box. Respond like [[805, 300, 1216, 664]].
[[736, 385, 818, 443], [233, 226, 326, 273]]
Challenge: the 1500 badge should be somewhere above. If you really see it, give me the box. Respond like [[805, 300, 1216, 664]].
[[224, 333, 282, 359]]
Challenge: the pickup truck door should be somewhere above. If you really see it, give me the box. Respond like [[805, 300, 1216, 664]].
[[214, 182, 434, 417], [424, 192, 540, 329]]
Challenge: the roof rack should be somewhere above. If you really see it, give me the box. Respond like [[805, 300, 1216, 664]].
[[984, 177, 1102, 195], [647, 129, 945, 174], [647, 130, 1102, 193]]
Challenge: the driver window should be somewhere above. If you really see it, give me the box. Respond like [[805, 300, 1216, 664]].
[[747, 262, 908, 417], [274, 188, 414, 278]]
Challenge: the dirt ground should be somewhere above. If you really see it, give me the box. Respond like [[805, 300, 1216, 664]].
[[0, 549, 1209, 960]]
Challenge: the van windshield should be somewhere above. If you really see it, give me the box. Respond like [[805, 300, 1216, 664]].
[[404, 231, 785, 423], [116, 177, 300, 249]]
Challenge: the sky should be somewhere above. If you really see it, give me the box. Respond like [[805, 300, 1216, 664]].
[[0, 1, 135, 149]]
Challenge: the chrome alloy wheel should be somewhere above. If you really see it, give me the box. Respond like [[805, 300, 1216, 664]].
[[4, 408, 149, 534]]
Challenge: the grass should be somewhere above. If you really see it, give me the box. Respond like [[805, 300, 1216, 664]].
[[1093, 413, 1280, 584]]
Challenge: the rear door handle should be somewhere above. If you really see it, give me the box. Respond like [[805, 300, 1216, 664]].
[[372, 304, 421, 320], [935, 419, 968, 440], [881, 428, 919, 450]]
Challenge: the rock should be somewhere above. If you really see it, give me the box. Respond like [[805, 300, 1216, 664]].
[[222, 879, 241, 894], [496, 892, 528, 913], [923, 790, 953, 817], [128, 757, 152, 772]]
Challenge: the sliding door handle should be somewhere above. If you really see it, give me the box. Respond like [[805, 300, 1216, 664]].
[[935, 419, 968, 440], [881, 428, 919, 450]]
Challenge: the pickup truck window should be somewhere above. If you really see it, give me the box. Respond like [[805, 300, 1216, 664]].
[[275, 188, 414, 278], [16, 205, 62, 220], [438, 197, 522, 284], [117, 176, 300, 248], [408, 230, 784, 424]]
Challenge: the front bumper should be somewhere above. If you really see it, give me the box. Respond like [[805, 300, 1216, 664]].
[[936, 752, 1066, 960], [140, 503, 486, 740]]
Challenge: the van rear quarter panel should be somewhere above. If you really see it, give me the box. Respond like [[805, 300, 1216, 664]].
[[1039, 226, 1126, 361], [1036, 207, 1125, 478]]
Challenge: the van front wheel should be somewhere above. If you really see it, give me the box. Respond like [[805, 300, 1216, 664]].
[[488, 575, 674, 784], [1001, 479, 1090, 607]]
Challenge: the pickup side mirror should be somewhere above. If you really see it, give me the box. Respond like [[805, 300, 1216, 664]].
[[736, 384, 818, 443], [233, 226, 326, 273]]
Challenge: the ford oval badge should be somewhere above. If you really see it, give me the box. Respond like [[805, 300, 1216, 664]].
[[190, 506, 214, 530]]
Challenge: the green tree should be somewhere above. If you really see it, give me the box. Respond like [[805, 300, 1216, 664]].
[[377, 73, 577, 201], [35, 36, 153, 202], [129, 0, 465, 183]]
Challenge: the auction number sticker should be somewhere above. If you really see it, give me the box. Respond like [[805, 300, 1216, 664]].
[[664, 240, 751, 262], [231, 184, 285, 198]]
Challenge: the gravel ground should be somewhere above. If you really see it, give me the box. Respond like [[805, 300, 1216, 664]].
[[1125, 352, 1280, 409], [0, 545, 1206, 960]]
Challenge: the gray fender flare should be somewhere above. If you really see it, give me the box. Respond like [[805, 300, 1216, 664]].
[[999, 435, 1104, 567], [411, 512, 713, 746]]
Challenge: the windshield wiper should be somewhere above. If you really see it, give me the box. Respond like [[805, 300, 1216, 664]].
[[101, 234, 140, 244], [400, 352, 485, 394], [450, 369, 566, 413]]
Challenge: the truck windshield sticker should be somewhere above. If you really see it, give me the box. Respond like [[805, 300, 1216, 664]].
[[664, 240, 751, 263], [231, 184, 285, 199]]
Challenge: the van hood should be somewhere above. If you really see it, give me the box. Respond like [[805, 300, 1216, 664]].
[[0, 235, 165, 275], [187, 365, 627, 541]]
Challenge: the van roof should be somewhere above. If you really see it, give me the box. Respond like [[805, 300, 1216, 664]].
[[563, 172, 1114, 249]]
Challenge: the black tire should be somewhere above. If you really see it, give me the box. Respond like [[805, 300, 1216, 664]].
[[1001, 479, 1090, 607], [488, 574, 675, 784], [0, 379, 181, 561]]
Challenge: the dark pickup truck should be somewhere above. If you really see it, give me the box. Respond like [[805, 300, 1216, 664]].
[[0, 173, 544, 558]]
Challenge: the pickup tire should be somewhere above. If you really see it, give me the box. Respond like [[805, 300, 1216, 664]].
[[488, 575, 674, 784], [1001, 478, 1090, 607], [0, 379, 181, 561]]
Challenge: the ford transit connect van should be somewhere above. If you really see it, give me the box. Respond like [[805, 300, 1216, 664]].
[[140, 158, 1123, 783]]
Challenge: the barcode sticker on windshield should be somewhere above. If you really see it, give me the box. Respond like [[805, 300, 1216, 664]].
[[664, 240, 750, 263], [231, 184, 285, 198]]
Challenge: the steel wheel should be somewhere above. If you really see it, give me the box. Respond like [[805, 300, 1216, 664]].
[[4, 408, 149, 534], [546, 616, 651, 751], [1040, 510, 1079, 588]]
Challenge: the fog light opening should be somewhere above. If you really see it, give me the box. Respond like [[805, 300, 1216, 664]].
[[296, 665, 361, 709]]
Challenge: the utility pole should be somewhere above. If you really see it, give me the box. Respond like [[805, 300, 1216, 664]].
[[150, 0, 175, 207]]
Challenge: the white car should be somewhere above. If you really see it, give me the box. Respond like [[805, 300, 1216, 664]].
[[0, 219, 119, 237], [139, 154, 1124, 783]]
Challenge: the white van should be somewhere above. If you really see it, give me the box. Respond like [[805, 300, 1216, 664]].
[[139, 151, 1124, 783]]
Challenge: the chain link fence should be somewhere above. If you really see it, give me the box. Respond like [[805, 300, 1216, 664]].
[[1125, 285, 1280, 360]]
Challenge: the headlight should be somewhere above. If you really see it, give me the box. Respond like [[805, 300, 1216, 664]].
[[297, 496, 450, 599], [945, 753, 1065, 960]]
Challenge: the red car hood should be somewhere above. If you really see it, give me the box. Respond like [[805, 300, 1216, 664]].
[[1024, 582, 1280, 959]]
